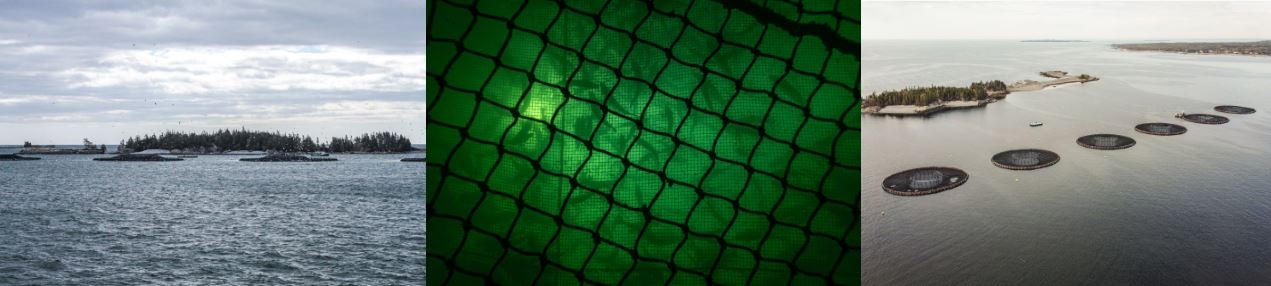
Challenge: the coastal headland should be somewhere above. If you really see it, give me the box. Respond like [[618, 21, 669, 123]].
[[863, 70, 1099, 116]]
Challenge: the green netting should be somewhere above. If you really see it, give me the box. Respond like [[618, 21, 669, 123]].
[[427, 0, 860, 285]]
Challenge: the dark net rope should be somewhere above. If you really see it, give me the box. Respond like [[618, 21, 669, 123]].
[[427, 0, 859, 285]]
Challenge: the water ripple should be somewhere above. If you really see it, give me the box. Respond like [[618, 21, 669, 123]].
[[0, 154, 425, 285]]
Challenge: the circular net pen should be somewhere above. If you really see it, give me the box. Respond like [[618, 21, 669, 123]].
[[1077, 134, 1136, 150], [1179, 113, 1230, 124], [1135, 123, 1187, 136], [991, 149, 1061, 170], [1215, 105, 1257, 114], [882, 167, 969, 196]]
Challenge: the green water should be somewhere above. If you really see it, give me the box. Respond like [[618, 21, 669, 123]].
[[428, 0, 859, 285]]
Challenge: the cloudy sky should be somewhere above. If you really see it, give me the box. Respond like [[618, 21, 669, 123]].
[[0, 0, 424, 145], [865, 1, 1271, 40]]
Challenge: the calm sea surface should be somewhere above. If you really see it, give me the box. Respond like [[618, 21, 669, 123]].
[[0, 153, 425, 285], [863, 41, 1271, 285]]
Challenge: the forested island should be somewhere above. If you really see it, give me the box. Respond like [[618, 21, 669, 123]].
[[118, 129, 419, 154], [865, 71, 1099, 116], [864, 80, 1006, 106], [1113, 41, 1271, 56], [862, 81, 1006, 116]]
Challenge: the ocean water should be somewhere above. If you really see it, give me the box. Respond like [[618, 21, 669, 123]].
[[863, 41, 1271, 285], [0, 154, 425, 285]]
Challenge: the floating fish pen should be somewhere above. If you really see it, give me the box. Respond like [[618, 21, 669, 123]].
[[0, 154, 40, 161], [240, 154, 338, 162], [1076, 134, 1136, 150], [882, 167, 969, 196], [1214, 105, 1256, 114], [401, 158, 426, 162], [93, 154, 183, 161], [1179, 113, 1229, 125], [991, 149, 1060, 170], [1134, 123, 1187, 136]]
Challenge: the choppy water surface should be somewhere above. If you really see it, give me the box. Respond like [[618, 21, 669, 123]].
[[863, 41, 1271, 285], [0, 154, 424, 285]]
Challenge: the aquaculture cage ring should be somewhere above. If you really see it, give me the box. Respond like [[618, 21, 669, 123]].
[[991, 149, 1060, 170], [1215, 105, 1257, 115], [1180, 113, 1230, 125], [882, 167, 969, 196], [1135, 123, 1187, 136], [1076, 134, 1137, 150]]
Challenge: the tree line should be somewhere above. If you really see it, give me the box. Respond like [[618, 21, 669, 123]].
[[119, 129, 418, 153], [863, 80, 1006, 107]]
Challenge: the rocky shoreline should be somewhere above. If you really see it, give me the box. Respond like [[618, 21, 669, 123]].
[[240, 154, 338, 162], [0, 154, 41, 161], [93, 154, 183, 161], [867, 99, 994, 116]]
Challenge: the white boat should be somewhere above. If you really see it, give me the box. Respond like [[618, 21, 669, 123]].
[[311, 152, 330, 157], [1029, 122, 1043, 127]]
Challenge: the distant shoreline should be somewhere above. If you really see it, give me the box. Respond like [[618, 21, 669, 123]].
[[1113, 41, 1271, 57], [1021, 40, 1088, 43]]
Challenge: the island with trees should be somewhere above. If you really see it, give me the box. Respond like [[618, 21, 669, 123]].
[[864, 71, 1099, 116], [117, 129, 420, 154], [1113, 41, 1271, 56]]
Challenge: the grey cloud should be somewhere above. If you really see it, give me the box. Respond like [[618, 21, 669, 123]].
[[0, 0, 425, 144], [864, 1, 1271, 40], [0, 0, 425, 52]]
